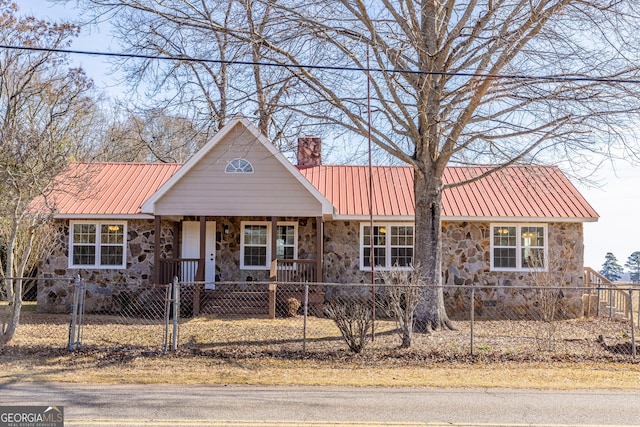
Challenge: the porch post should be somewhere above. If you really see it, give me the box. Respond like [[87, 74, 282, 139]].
[[153, 216, 161, 285], [191, 216, 207, 317], [316, 216, 323, 283], [173, 221, 180, 257], [270, 216, 278, 319], [197, 216, 206, 281], [271, 216, 278, 265]]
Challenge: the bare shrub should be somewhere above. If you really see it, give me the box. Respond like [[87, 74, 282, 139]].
[[380, 265, 424, 348], [324, 295, 372, 353], [528, 239, 577, 351]]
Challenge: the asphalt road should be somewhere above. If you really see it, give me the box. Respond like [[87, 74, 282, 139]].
[[2, 383, 640, 427]]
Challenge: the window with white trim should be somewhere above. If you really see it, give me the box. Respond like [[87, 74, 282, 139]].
[[490, 224, 547, 271], [69, 221, 127, 268], [240, 221, 298, 269], [225, 158, 254, 173], [360, 223, 414, 270]]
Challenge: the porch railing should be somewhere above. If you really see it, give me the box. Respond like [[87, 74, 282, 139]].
[[158, 258, 199, 285], [270, 259, 318, 283], [584, 267, 631, 319]]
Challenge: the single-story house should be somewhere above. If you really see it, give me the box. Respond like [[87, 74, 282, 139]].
[[36, 116, 599, 317]]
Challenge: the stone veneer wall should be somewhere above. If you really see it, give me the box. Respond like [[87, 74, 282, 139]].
[[214, 216, 318, 282], [38, 217, 585, 318], [440, 221, 585, 319], [322, 220, 586, 319], [38, 217, 319, 312], [37, 219, 174, 313]]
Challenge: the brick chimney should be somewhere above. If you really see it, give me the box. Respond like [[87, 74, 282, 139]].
[[297, 136, 322, 167]]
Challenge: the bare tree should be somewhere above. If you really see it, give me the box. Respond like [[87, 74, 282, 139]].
[[68, 0, 311, 150], [93, 106, 211, 163], [67, 0, 640, 331], [0, 1, 97, 344], [246, 0, 640, 331]]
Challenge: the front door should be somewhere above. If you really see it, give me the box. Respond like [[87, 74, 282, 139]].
[[181, 221, 216, 286]]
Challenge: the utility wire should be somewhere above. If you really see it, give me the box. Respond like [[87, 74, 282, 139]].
[[2, 44, 640, 85]]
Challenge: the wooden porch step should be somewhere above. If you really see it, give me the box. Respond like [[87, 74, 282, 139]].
[[199, 290, 270, 316], [190, 288, 326, 318]]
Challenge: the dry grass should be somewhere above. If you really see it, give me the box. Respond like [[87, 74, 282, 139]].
[[1, 311, 640, 389]]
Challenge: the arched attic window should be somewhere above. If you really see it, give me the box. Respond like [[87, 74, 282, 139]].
[[225, 158, 254, 173]]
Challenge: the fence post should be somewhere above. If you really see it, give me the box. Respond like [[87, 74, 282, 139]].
[[172, 276, 179, 351], [609, 286, 614, 319], [67, 275, 85, 351], [162, 282, 171, 354], [470, 285, 475, 357], [303, 282, 309, 353], [630, 288, 636, 359], [77, 278, 85, 347], [268, 283, 277, 319], [68, 276, 79, 351]]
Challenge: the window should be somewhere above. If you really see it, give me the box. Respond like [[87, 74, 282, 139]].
[[225, 158, 254, 173], [69, 221, 127, 268], [360, 223, 414, 270], [276, 224, 296, 260], [491, 224, 547, 271], [240, 221, 298, 269]]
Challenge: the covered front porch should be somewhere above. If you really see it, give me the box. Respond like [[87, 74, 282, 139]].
[[153, 215, 325, 317]]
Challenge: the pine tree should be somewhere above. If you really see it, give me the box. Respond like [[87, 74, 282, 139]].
[[600, 252, 624, 282], [625, 252, 640, 284]]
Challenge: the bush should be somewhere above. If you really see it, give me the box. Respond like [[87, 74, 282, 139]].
[[380, 265, 424, 348], [324, 295, 372, 353]]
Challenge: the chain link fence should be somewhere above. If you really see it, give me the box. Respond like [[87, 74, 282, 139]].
[[67, 278, 176, 353], [174, 281, 639, 361], [4, 276, 640, 361]]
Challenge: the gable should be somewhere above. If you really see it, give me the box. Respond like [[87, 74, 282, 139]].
[[143, 119, 333, 217]]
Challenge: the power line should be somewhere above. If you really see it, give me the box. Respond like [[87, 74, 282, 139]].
[[2, 43, 640, 85]]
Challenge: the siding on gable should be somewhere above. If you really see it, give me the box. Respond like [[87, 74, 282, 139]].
[[153, 125, 323, 217]]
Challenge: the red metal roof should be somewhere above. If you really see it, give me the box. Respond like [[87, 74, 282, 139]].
[[44, 162, 182, 216], [43, 162, 597, 221], [298, 165, 599, 220]]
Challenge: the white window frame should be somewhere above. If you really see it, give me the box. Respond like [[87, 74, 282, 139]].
[[225, 158, 254, 173], [275, 222, 298, 261], [240, 221, 298, 270], [69, 220, 127, 269], [490, 223, 548, 272], [359, 222, 414, 271]]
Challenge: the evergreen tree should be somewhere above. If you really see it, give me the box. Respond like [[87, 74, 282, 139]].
[[625, 252, 640, 284], [600, 252, 623, 282]]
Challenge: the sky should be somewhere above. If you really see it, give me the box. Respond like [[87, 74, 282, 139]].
[[18, 1, 640, 271]]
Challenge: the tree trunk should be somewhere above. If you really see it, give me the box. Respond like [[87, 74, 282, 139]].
[[0, 278, 22, 345], [413, 168, 455, 332], [1, 222, 33, 345]]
